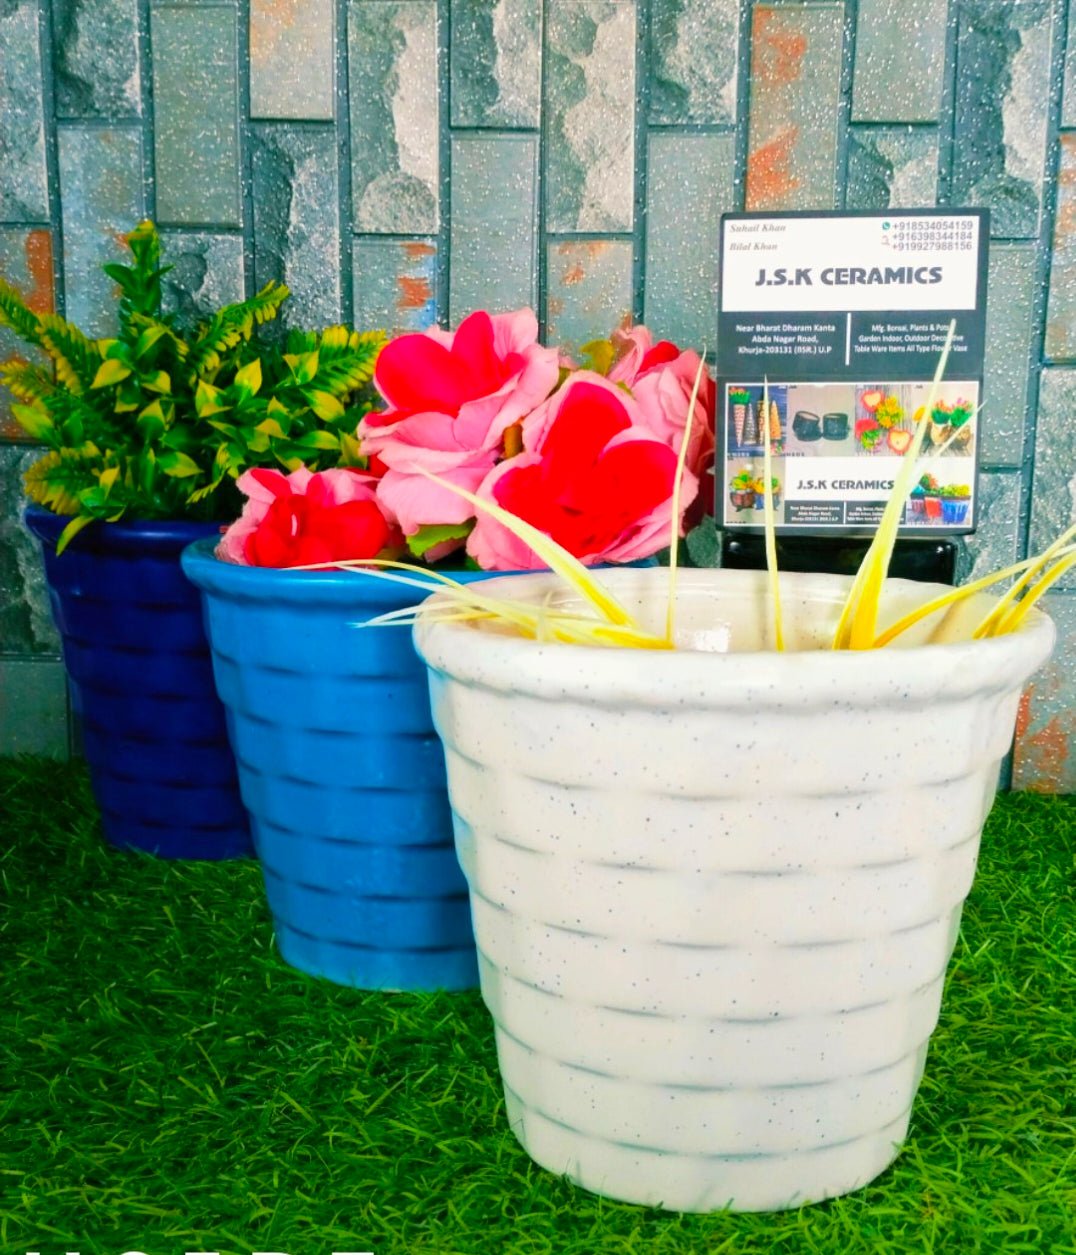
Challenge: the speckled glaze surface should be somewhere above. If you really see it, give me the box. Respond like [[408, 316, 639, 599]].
[[415, 568, 1055, 1212], [25, 508, 252, 859], [182, 538, 489, 990]]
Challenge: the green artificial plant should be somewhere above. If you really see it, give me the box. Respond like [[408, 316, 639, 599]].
[[0, 221, 386, 551]]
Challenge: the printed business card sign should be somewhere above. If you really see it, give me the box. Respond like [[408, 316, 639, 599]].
[[717, 210, 989, 536]]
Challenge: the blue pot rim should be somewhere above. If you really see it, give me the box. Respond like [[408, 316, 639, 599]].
[[181, 535, 503, 609], [24, 504, 223, 557]]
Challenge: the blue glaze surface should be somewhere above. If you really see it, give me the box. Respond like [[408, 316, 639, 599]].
[[24, 507, 252, 859]]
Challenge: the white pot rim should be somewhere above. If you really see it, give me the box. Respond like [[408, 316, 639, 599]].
[[414, 567, 1055, 712]]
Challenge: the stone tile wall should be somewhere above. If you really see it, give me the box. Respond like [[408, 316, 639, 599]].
[[0, 0, 1072, 789]]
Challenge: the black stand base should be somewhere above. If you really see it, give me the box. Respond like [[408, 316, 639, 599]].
[[720, 532, 959, 586]]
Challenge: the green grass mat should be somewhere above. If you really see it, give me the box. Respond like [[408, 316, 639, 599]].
[[1, 759, 1073, 1255]]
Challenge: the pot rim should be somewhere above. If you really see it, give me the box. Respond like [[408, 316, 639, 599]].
[[24, 504, 223, 556], [414, 567, 1055, 712], [181, 535, 494, 608]]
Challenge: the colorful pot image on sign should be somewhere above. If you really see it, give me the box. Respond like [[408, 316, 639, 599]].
[[728, 469, 756, 510], [729, 388, 752, 447], [751, 476, 781, 509], [858, 391, 907, 454], [940, 486, 971, 525]]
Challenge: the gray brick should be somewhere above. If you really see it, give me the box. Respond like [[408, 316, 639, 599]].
[[644, 132, 734, 350], [57, 127, 144, 337], [348, 0, 439, 234], [352, 237, 438, 335], [151, 5, 241, 226], [846, 127, 939, 211], [1012, 591, 1076, 793], [250, 0, 335, 121], [649, 0, 739, 125], [0, 445, 61, 655], [0, 0, 49, 222], [545, 0, 636, 233], [546, 239, 633, 355], [0, 229, 54, 441], [956, 470, 1021, 584], [852, 0, 947, 122], [952, 0, 1052, 239], [1027, 368, 1076, 590], [159, 231, 246, 322], [449, 133, 537, 322], [983, 243, 1036, 466], [1045, 133, 1076, 362], [1063, 0, 1076, 127], [53, 0, 140, 119], [251, 126, 341, 332], [746, 3, 844, 211], [451, 0, 542, 129]]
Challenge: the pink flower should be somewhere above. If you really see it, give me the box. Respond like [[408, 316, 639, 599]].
[[467, 372, 697, 570], [218, 467, 397, 568], [608, 325, 716, 482], [357, 308, 560, 535]]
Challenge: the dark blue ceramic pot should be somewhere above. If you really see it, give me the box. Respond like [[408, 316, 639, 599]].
[[182, 539, 501, 990], [24, 507, 253, 859]]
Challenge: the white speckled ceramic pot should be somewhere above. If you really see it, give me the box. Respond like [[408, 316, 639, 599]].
[[414, 568, 1055, 1213]]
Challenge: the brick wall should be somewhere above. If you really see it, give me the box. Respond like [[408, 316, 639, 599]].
[[0, 0, 1072, 788]]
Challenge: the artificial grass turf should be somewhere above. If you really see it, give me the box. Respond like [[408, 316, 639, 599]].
[[0, 759, 1073, 1255]]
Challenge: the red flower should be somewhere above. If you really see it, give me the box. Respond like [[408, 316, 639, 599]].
[[219, 468, 397, 568], [467, 373, 696, 570]]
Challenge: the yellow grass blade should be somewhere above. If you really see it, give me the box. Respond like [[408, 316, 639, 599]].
[[871, 548, 1075, 647], [832, 320, 956, 650], [413, 469, 642, 629], [665, 352, 707, 643], [972, 521, 1076, 639], [761, 375, 784, 652], [989, 547, 1076, 635]]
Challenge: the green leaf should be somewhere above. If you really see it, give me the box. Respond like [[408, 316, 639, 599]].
[[580, 337, 615, 375], [158, 450, 202, 479], [38, 315, 102, 393], [140, 369, 171, 394], [284, 350, 319, 386], [133, 323, 169, 360], [255, 417, 288, 440], [306, 389, 345, 421], [11, 402, 55, 441], [292, 430, 341, 451], [55, 513, 96, 556], [406, 522, 474, 558], [98, 464, 121, 493], [137, 400, 167, 442], [339, 431, 364, 466], [195, 379, 228, 417], [91, 358, 132, 389], [0, 279, 44, 348], [234, 358, 263, 396], [1, 360, 55, 404]]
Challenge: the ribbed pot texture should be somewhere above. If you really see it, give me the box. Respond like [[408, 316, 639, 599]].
[[182, 538, 488, 991], [24, 507, 252, 859], [415, 568, 1055, 1212]]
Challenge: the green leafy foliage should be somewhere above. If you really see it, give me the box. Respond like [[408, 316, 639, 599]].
[[0, 220, 387, 545]]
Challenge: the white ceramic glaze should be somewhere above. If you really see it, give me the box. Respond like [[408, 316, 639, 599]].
[[414, 568, 1055, 1213]]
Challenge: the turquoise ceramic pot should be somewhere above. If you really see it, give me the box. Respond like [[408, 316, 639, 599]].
[[182, 539, 497, 990]]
